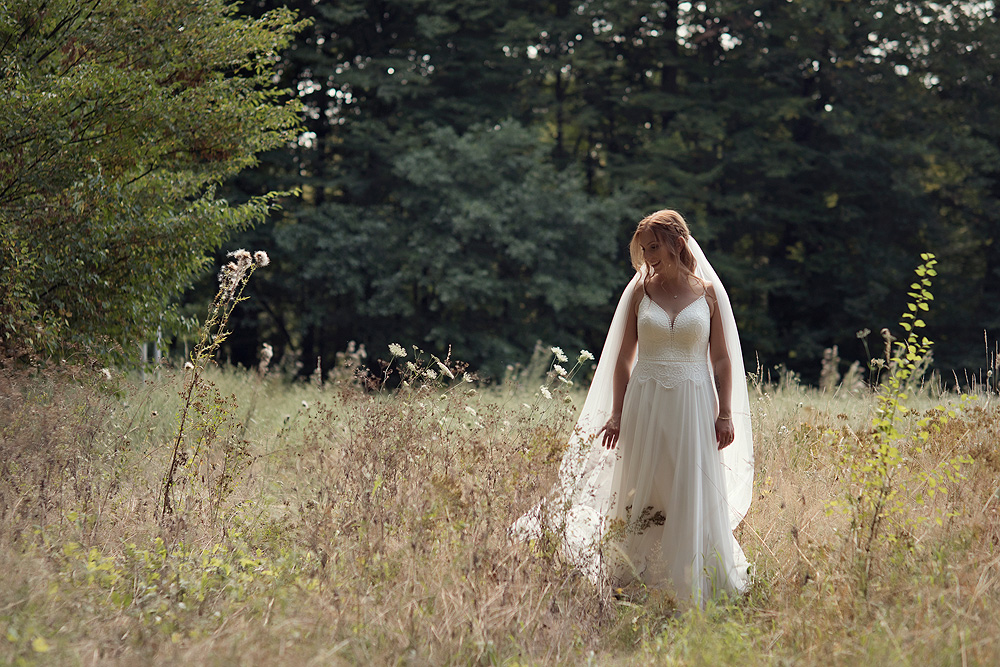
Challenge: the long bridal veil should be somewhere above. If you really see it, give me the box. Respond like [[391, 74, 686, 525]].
[[511, 237, 754, 583]]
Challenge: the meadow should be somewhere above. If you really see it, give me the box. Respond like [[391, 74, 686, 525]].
[[1, 342, 998, 666]]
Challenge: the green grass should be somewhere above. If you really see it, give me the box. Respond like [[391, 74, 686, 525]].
[[1, 360, 998, 665]]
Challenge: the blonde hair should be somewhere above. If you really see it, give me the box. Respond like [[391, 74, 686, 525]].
[[629, 210, 700, 294]]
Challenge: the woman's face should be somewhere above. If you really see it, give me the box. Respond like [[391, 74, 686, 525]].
[[638, 229, 677, 274]]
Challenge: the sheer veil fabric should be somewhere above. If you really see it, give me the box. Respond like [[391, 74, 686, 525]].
[[511, 237, 754, 587]]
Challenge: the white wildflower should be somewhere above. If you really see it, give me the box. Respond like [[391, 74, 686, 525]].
[[557, 376, 573, 385], [578, 349, 594, 362], [228, 248, 252, 266], [218, 261, 238, 283], [100, 368, 112, 380], [217, 260, 246, 299], [463, 372, 474, 383], [465, 406, 477, 417], [550, 346, 568, 363], [553, 364, 567, 377], [406, 361, 418, 372], [259, 342, 274, 374], [253, 250, 270, 267], [388, 343, 406, 358], [425, 369, 438, 380], [539, 385, 552, 399], [436, 361, 454, 379]]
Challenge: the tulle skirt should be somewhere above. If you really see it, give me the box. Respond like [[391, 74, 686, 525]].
[[606, 373, 749, 606]]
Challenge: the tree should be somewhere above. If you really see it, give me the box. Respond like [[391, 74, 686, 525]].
[[0, 0, 303, 360], [223, 0, 631, 376], [519, 0, 1000, 377], [221, 0, 1000, 380]]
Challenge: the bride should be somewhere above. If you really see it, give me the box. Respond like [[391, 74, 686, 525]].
[[514, 209, 753, 607]]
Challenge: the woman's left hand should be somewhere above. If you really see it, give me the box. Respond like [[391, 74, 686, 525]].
[[715, 417, 735, 450]]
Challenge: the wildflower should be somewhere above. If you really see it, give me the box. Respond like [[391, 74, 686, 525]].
[[388, 343, 407, 358], [463, 372, 474, 383], [466, 406, 477, 417], [578, 349, 594, 362], [540, 385, 552, 399], [100, 368, 112, 380], [259, 342, 274, 374], [550, 346, 568, 363], [184, 361, 194, 370], [254, 250, 270, 267], [217, 261, 245, 299], [228, 248, 252, 266], [436, 361, 455, 379], [425, 369, 438, 380], [554, 364, 567, 377], [557, 376, 573, 385], [406, 361, 418, 372]]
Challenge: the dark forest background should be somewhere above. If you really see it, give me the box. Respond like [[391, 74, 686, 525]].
[[215, 0, 1000, 383]]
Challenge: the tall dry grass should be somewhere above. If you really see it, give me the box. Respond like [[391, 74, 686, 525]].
[[1, 355, 998, 665]]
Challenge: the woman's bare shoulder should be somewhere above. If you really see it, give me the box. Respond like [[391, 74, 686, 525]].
[[703, 280, 719, 315], [629, 277, 645, 312]]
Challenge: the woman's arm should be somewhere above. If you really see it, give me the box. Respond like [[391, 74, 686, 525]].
[[599, 284, 641, 448], [707, 283, 735, 450]]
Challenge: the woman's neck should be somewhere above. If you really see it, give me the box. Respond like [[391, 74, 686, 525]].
[[653, 267, 685, 288]]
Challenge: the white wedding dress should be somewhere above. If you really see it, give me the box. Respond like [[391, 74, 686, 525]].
[[512, 238, 753, 608], [605, 291, 749, 602]]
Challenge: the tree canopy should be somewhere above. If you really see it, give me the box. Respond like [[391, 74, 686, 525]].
[[0, 0, 303, 360], [224, 0, 1000, 380], [4, 0, 998, 380]]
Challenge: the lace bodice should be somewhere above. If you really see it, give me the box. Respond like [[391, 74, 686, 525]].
[[633, 293, 711, 388]]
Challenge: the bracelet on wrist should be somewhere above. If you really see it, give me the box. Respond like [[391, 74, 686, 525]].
[[717, 415, 732, 421]]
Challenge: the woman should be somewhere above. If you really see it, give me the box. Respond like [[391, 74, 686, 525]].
[[514, 209, 753, 607]]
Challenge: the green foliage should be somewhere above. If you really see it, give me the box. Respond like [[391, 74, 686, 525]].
[[230, 118, 629, 377], [0, 0, 304, 361], [218, 0, 1000, 378], [832, 253, 973, 592]]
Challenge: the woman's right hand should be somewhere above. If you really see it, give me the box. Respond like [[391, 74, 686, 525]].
[[598, 416, 621, 449]]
